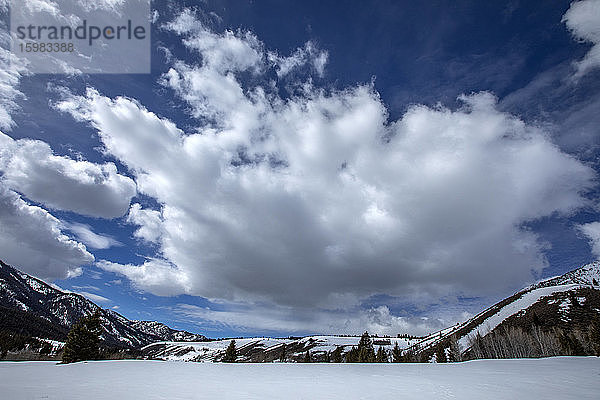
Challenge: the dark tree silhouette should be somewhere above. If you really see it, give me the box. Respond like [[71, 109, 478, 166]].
[[435, 344, 447, 363], [376, 346, 388, 362], [357, 331, 375, 362], [345, 346, 358, 363], [391, 342, 403, 363], [222, 340, 238, 362], [331, 346, 343, 363], [62, 312, 102, 364]]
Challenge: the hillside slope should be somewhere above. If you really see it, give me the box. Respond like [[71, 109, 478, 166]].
[[405, 261, 600, 360], [0, 260, 206, 348], [143, 335, 421, 362]]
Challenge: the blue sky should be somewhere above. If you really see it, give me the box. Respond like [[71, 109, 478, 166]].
[[1, 0, 600, 338]]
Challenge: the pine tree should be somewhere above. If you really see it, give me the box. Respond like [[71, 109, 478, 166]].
[[375, 346, 388, 362], [331, 346, 343, 363], [62, 311, 102, 364], [357, 331, 375, 362], [532, 312, 541, 327], [558, 332, 585, 356], [345, 346, 358, 363], [222, 340, 238, 362], [391, 342, 403, 362]]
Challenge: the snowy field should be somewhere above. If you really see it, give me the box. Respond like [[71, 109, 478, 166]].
[[1, 357, 598, 399]]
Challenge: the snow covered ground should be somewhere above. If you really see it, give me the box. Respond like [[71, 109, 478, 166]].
[[1, 357, 598, 399]]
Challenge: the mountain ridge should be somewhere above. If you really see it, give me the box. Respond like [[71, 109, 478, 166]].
[[2, 259, 599, 361], [143, 261, 600, 362], [0, 259, 206, 348]]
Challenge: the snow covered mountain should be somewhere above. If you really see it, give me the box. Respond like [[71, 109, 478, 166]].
[[0, 260, 206, 348], [403, 261, 600, 359], [3, 257, 598, 360], [143, 261, 600, 362]]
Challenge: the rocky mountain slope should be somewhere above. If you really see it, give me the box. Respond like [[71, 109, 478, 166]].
[[0, 260, 206, 348], [403, 261, 600, 360]]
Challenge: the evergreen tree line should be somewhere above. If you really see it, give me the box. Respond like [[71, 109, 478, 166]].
[[300, 331, 430, 363]]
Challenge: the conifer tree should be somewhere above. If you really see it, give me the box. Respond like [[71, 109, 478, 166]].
[[532, 312, 541, 327], [223, 340, 238, 362], [331, 346, 343, 363], [375, 346, 388, 362], [357, 331, 375, 362], [590, 316, 600, 355], [391, 342, 403, 363], [345, 346, 358, 363], [62, 311, 102, 364]]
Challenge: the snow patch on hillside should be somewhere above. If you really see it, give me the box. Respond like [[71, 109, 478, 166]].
[[459, 284, 581, 349]]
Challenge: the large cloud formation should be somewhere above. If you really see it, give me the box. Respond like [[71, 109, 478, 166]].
[[57, 11, 596, 312]]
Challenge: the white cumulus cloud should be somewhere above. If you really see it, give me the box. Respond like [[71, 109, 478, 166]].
[[0, 34, 29, 131], [127, 203, 163, 243], [268, 41, 329, 78], [0, 132, 136, 218], [97, 258, 191, 296], [57, 12, 595, 314]]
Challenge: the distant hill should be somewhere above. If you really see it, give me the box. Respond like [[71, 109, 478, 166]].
[[144, 262, 600, 362], [0, 259, 206, 351]]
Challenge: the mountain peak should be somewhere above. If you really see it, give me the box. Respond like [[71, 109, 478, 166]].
[[528, 261, 600, 291]]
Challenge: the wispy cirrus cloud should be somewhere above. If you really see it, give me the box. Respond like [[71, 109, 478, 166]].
[[562, 0, 600, 79], [65, 222, 122, 250]]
